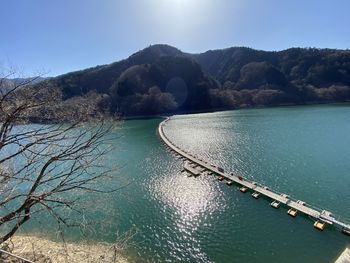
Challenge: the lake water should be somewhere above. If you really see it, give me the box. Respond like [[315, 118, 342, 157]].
[[27, 104, 350, 262]]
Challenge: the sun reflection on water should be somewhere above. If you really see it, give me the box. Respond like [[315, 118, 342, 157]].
[[153, 171, 219, 221], [150, 166, 224, 262]]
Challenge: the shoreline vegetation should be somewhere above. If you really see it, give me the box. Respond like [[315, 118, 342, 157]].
[[1, 235, 129, 263]]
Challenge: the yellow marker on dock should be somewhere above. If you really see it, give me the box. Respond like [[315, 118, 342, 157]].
[[240, 186, 248, 193], [287, 208, 298, 217], [314, 221, 326, 231]]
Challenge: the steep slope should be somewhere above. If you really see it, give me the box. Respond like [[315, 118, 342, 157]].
[[193, 47, 350, 89], [41, 44, 350, 117], [45, 44, 184, 98], [110, 56, 217, 115]]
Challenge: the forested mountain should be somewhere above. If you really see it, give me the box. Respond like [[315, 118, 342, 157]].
[[41, 44, 350, 117], [1, 77, 47, 91]]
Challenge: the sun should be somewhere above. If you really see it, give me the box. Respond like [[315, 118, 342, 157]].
[[166, 0, 197, 8], [167, 0, 187, 3], [144, 0, 215, 44]]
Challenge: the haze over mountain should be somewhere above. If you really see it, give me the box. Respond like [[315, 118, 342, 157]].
[[41, 44, 350, 117]]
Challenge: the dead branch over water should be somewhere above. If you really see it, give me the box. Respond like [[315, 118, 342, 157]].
[[0, 71, 124, 245]]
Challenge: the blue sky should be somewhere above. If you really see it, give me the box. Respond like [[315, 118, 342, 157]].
[[1, 0, 349, 77]]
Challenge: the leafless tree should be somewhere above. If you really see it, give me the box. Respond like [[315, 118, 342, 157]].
[[0, 71, 119, 244]]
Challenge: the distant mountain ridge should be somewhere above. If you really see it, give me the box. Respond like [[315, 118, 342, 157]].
[[1, 77, 48, 93], [193, 47, 350, 87], [41, 44, 350, 116]]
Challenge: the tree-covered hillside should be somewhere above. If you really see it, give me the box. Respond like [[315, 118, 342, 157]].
[[41, 45, 350, 117]]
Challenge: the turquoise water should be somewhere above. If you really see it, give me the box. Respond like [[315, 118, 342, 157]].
[[27, 104, 350, 262]]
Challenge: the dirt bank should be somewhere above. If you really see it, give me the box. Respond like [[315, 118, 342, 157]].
[[1, 235, 129, 263]]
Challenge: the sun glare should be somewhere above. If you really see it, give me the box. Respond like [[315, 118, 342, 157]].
[[163, 0, 197, 10], [150, 0, 213, 36]]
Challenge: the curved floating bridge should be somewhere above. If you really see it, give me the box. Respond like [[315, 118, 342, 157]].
[[158, 117, 350, 236]]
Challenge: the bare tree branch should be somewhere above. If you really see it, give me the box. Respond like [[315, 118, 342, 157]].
[[0, 70, 122, 244]]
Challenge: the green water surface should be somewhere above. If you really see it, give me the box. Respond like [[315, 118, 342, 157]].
[[26, 104, 350, 263]]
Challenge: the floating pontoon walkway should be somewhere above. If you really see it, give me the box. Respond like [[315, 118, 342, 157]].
[[158, 117, 350, 235]]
